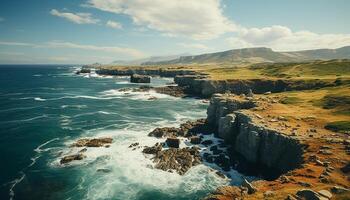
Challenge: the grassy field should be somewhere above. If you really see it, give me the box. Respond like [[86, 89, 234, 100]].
[[203, 59, 350, 80]]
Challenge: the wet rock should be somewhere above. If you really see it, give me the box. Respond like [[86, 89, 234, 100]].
[[128, 142, 139, 148], [215, 171, 226, 179], [190, 136, 201, 144], [153, 147, 201, 175], [60, 153, 86, 164], [166, 138, 180, 148], [142, 143, 162, 154], [148, 127, 179, 138], [242, 179, 257, 194], [130, 74, 151, 83], [97, 168, 111, 173], [71, 137, 113, 147]]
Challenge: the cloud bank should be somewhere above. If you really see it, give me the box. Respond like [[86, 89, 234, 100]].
[[86, 0, 235, 40], [50, 9, 100, 24]]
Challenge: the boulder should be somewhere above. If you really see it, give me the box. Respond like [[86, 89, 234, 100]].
[[296, 189, 328, 200], [166, 138, 180, 148], [130, 74, 151, 83], [60, 153, 86, 164]]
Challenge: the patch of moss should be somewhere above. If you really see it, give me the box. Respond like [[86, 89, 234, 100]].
[[280, 97, 302, 104], [325, 121, 350, 134]]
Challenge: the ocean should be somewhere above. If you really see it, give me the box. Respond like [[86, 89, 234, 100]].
[[0, 65, 246, 200]]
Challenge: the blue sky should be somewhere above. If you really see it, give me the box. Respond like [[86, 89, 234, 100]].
[[0, 0, 349, 64]]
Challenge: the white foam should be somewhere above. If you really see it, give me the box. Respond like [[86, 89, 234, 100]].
[[34, 97, 46, 101], [100, 89, 176, 101]]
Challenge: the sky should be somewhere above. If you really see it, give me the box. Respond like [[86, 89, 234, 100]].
[[0, 0, 349, 64]]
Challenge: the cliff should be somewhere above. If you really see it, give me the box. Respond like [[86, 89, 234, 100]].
[[207, 94, 303, 174], [175, 75, 336, 97]]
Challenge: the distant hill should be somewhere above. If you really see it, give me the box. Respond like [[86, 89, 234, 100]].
[[111, 53, 191, 66], [142, 46, 350, 65]]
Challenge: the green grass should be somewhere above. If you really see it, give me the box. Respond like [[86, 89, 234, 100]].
[[280, 96, 303, 104], [325, 121, 350, 134], [312, 94, 350, 116]]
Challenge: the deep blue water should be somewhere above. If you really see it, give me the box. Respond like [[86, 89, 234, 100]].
[[0, 65, 233, 200]]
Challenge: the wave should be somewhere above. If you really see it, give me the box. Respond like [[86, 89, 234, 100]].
[[61, 104, 87, 109], [9, 172, 25, 200], [34, 97, 46, 101], [0, 114, 49, 124], [100, 89, 176, 101]]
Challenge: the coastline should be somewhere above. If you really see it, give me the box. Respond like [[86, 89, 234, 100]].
[[74, 66, 350, 200]]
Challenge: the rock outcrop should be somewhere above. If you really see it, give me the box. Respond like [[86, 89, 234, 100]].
[[174, 75, 335, 98], [130, 74, 151, 83], [153, 147, 201, 175], [71, 137, 113, 147], [206, 94, 303, 174], [60, 153, 86, 164]]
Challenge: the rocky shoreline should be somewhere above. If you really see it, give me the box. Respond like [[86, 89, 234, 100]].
[[73, 67, 349, 199]]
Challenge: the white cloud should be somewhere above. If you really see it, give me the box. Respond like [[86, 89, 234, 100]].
[[106, 20, 122, 29], [227, 25, 350, 51], [177, 43, 209, 50], [46, 41, 144, 58], [0, 41, 33, 46], [86, 0, 235, 40], [50, 9, 100, 24]]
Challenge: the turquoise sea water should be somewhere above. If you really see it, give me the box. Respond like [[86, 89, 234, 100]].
[[0, 65, 238, 200]]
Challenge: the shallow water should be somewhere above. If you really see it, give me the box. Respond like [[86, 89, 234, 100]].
[[0, 65, 247, 200]]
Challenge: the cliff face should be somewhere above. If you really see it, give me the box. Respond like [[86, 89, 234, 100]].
[[96, 68, 197, 77], [174, 75, 335, 97], [207, 94, 303, 173]]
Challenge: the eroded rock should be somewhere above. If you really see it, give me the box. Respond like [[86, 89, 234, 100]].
[[71, 137, 113, 147], [60, 153, 86, 164]]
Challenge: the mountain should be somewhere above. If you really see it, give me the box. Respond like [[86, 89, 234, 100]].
[[111, 53, 191, 66], [142, 46, 350, 65]]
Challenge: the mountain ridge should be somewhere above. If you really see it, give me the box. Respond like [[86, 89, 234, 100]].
[[141, 46, 350, 65]]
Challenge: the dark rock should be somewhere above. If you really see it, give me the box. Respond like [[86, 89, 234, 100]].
[[60, 153, 86, 164], [71, 137, 113, 147], [97, 168, 111, 173], [148, 127, 179, 138], [166, 138, 180, 148], [128, 142, 139, 148], [153, 147, 201, 175], [130, 74, 151, 83], [142, 143, 162, 154]]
